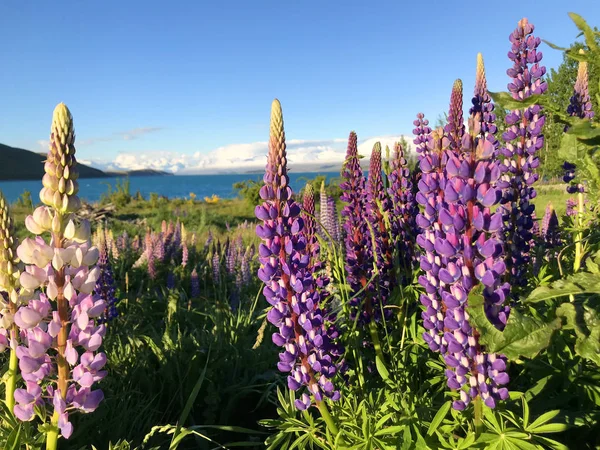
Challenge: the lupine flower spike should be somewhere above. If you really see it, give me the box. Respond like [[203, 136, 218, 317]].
[[563, 49, 595, 273], [340, 132, 375, 325], [14, 103, 105, 444], [366, 143, 393, 320], [255, 99, 341, 416], [0, 192, 23, 412], [94, 230, 118, 323], [387, 141, 418, 276], [499, 18, 546, 294], [441, 55, 510, 410]]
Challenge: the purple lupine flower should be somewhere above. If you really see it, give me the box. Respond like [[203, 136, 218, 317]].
[[418, 59, 510, 412], [366, 143, 393, 319], [388, 141, 418, 275], [153, 232, 165, 263], [303, 184, 346, 373], [564, 53, 595, 194], [255, 99, 341, 411], [225, 238, 236, 275], [326, 197, 340, 242], [190, 268, 200, 298], [532, 212, 540, 237], [94, 237, 118, 322], [241, 246, 251, 285], [499, 18, 546, 292], [204, 230, 213, 250], [439, 57, 510, 410], [540, 203, 561, 251], [182, 242, 189, 268], [211, 247, 221, 284], [166, 272, 175, 290], [566, 198, 578, 216], [445, 79, 466, 149], [14, 104, 105, 439], [567, 51, 595, 121], [145, 232, 157, 280], [116, 231, 129, 255], [302, 184, 319, 264], [413, 113, 432, 161], [340, 132, 375, 324], [319, 181, 330, 239]]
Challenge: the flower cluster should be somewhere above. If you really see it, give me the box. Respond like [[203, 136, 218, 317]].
[[564, 51, 595, 194], [13, 103, 106, 440], [340, 132, 375, 324], [94, 228, 118, 322], [0, 192, 22, 345], [540, 203, 561, 251], [319, 182, 340, 242], [388, 141, 418, 275], [417, 56, 510, 411], [255, 99, 341, 410], [365, 143, 393, 320], [498, 18, 547, 292]]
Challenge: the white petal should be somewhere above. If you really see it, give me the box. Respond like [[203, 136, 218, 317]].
[[25, 216, 45, 235]]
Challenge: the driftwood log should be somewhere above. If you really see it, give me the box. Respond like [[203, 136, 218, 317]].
[[76, 202, 116, 222]]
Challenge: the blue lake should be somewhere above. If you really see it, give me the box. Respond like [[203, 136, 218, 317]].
[[0, 172, 342, 203]]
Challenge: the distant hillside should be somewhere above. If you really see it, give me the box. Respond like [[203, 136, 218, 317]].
[[0, 143, 106, 180]]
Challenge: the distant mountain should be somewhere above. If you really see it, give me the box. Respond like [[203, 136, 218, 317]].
[[0, 144, 176, 181], [0, 143, 106, 180]]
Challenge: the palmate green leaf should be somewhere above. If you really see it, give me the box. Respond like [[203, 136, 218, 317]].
[[526, 272, 600, 303], [467, 290, 562, 359], [569, 12, 598, 50], [556, 302, 600, 364], [532, 436, 570, 450], [488, 91, 542, 110], [526, 410, 561, 432]]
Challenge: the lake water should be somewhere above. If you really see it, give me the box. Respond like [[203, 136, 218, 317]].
[[0, 172, 342, 203]]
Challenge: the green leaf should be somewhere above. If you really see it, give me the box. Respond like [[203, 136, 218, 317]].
[[489, 91, 542, 110], [427, 401, 451, 436], [522, 397, 530, 429], [542, 39, 568, 51], [376, 355, 390, 381], [526, 272, 600, 303], [375, 425, 406, 436], [556, 303, 600, 365], [526, 410, 560, 432], [529, 423, 569, 434], [569, 12, 598, 50], [4, 424, 22, 450], [467, 290, 562, 359], [532, 436, 570, 450], [170, 347, 211, 449], [401, 426, 412, 450]]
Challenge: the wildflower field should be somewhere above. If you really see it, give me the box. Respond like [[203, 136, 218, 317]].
[[1, 13, 600, 450]]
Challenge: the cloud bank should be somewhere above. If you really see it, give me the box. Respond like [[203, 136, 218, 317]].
[[99, 135, 413, 174]]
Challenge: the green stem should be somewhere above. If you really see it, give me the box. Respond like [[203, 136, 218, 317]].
[[474, 397, 483, 438], [316, 400, 339, 437], [368, 320, 385, 364], [45, 411, 59, 450], [573, 191, 584, 273], [5, 343, 18, 412]]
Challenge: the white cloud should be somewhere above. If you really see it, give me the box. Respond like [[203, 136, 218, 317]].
[[36, 140, 49, 153], [77, 127, 163, 147], [89, 134, 413, 174]]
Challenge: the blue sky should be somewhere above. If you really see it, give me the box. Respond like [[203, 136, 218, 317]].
[[0, 1, 598, 173]]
